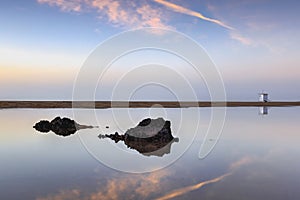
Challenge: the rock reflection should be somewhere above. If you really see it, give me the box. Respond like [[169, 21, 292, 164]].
[[34, 117, 178, 156], [33, 116, 97, 137], [99, 118, 179, 157]]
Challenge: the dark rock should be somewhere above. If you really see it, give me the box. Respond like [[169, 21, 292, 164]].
[[137, 118, 151, 126], [99, 118, 178, 157], [34, 117, 96, 137], [50, 117, 77, 136], [33, 120, 51, 133], [104, 132, 125, 143]]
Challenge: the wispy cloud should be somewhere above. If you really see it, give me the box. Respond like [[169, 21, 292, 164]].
[[37, 0, 255, 46], [230, 32, 253, 46], [152, 0, 256, 46], [37, 0, 171, 29], [153, 0, 234, 30], [37, 0, 82, 12]]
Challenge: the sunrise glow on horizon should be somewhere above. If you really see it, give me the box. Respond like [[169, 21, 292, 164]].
[[1, 0, 300, 100]]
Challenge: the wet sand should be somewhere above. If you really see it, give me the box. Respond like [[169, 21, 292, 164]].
[[1, 101, 300, 109]]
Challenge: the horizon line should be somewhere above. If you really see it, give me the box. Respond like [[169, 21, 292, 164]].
[[0, 100, 300, 109]]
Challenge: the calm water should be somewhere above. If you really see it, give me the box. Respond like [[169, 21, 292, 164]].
[[0, 107, 300, 200]]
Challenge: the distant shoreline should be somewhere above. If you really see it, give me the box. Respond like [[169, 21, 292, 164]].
[[0, 101, 300, 109]]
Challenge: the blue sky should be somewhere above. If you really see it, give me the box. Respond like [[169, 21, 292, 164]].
[[1, 0, 300, 100]]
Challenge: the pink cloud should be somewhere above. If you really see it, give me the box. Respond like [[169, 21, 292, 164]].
[[90, 0, 171, 29], [37, 0, 82, 12], [37, 0, 171, 29], [230, 32, 253, 46], [137, 4, 170, 28], [154, 0, 234, 30]]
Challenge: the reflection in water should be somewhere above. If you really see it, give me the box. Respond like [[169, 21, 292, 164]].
[[33, 116, 97, 136], [259, 106, 269, 115], [36, 170, 171, 200], [34, 157, 253, 200], [34, 117, 178, 157], [3, 108, 300, 200], [99, 118, 179, 157], [156, 157, 254, 200], [155, 173, 231, 200]]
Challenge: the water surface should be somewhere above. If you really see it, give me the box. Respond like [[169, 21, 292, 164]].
[[0, 107, 299, 199]]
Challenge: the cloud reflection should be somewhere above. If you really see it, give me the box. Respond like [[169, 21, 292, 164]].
[[35, 156, 254, 200], [36, 170, 170, 200], [155, 156, 254, 200], [36, 189, 82, 200], [155, 172, 232, 200]]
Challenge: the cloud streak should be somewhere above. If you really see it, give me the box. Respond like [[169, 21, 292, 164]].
[[230, 32, 253, 46], [153, 0, 234, 30], [152, 0, 257, 46]]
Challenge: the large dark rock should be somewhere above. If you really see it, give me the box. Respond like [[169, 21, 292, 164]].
[[99, 118, 178, 157], [50, 117, 77, 136]]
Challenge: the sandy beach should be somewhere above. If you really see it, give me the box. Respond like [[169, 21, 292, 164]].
[[1, 101, 300, 109]]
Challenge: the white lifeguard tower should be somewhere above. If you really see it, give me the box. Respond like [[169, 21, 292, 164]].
[[258, 92, 269, 115], [259, 92, 269, 102]]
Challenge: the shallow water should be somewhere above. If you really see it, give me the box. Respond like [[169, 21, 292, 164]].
[[0, 107, 299, 200]]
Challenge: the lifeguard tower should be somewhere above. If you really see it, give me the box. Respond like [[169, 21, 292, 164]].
[[259, 92, 269, 102], [258, 92, 269, 115]]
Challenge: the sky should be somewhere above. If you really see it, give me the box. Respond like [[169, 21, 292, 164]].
[[1, 0, 300, 100]]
